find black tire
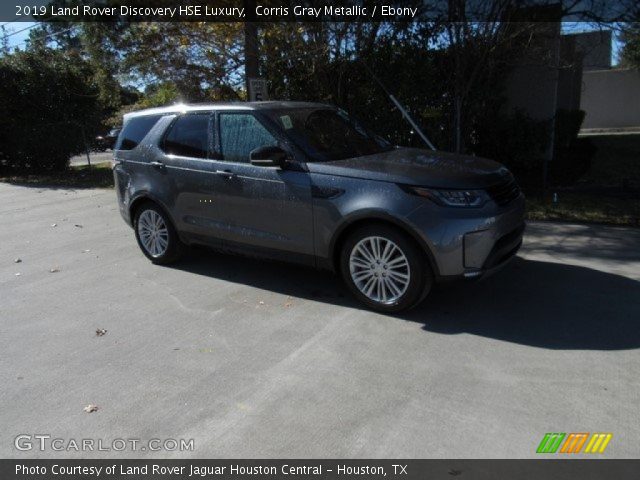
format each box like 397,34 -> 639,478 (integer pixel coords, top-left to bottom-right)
339,224 -> 433,313
133,202 -> 183,265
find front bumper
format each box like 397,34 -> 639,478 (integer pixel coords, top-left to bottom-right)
406,194 -> 526,280
462,222 -> 524,279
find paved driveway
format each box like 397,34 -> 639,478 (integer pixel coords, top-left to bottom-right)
1,183 -> 639,458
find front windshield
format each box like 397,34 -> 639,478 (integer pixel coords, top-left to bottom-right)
265,108 -> 392,162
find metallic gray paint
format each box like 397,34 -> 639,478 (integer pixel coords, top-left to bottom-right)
114,102 -> 525,280
306,147 -> 511,189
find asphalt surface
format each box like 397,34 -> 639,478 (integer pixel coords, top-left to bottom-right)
1,183 -> 639,459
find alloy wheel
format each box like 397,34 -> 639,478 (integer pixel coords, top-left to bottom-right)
137,209 -> 169,258
349,236 -> 411,305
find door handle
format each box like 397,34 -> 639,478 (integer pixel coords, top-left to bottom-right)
215,169 -> 237,179
149,161 -> 165,170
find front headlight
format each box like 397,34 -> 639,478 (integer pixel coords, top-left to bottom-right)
400,185 -> 490,208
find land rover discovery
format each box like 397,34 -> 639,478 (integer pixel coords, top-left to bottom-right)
113,102 -> 525,312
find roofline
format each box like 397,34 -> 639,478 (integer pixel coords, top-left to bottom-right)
122,101 -> 335,120
123,103 -> 252,120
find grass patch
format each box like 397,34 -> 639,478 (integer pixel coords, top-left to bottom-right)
0,161 -> 114,189
529,133 -> 640,226
526,193 -> 640,227
578,134 -> 640,188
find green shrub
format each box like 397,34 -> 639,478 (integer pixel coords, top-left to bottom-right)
550,109 -> 596,186
0,49 -> 101,173
470,109 -> 550,189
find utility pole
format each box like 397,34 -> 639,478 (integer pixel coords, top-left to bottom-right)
244,0 -> 259,99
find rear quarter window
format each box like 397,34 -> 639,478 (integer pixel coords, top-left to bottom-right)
116,115 -> 163,150
161,113 -> 210,158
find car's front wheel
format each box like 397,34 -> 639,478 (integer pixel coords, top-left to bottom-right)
133,202 -> 182,264
340,225 -> 432,313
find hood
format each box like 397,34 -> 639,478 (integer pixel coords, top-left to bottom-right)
305,147 -> 510,189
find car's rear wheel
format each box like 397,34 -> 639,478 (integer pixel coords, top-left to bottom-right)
134,202 -> 182,264
340,225 -> 432,313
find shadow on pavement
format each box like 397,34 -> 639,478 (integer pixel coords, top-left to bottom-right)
171,250 -> 640,351
408,258 -> 640,350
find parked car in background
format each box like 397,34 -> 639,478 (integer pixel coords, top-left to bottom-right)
95,127 -> 121,151
113,102 -> 525,312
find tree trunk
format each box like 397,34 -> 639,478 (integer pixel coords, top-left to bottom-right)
448,0 -> 465,153
454,93 -> 463,153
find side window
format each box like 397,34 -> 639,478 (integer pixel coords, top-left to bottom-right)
219,113 -> 277,163
116,115 -> 162,150
162,114 -> 210,159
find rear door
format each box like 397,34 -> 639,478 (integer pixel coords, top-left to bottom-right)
156,112 -> 225,247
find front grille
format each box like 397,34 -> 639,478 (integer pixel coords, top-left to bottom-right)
486,177 -> 521,206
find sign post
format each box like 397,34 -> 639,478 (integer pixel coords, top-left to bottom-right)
248,78 -> 268,101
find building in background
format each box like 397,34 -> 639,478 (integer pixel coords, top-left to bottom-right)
563,29 -> 640,132
504,20 -> 640,135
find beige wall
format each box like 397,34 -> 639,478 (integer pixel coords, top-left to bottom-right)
581,69 -> 640,129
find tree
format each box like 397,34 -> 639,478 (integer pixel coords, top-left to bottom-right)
0,26 -> 9,56
259,20 -> 445,146
36,20 -> 246,101
620,23 -> 640,68
0,48 -> 102,172
26,22 -> 135,117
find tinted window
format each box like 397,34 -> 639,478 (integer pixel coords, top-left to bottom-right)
116,115 -> 162,150
264,108 -> 391,161
219,113 -> 277,163
162,114 -> 210,158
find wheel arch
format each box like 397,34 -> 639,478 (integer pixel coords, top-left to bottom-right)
329,213 -> 440,278
129,193 -> 177,229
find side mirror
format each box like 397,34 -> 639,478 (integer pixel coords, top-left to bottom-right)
250,145 -> 289,168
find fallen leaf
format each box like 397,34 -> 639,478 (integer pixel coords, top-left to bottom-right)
14,258 -> 22,263
258,301 -> 265,305
49,268 -> 60,273
95,328 -> 107,337
51,223 -> 57,227
15,272 -> 21,276
83,404 -> 99,413
284,297 -> 293,308
74,224 -> 83,228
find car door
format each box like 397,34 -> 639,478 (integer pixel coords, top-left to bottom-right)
155,111 -> 227,248
206,110 -> 314,263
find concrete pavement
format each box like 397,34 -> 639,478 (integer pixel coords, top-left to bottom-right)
1,183 -> 639,458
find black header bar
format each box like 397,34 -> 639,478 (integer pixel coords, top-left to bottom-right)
1,1 -> 636,23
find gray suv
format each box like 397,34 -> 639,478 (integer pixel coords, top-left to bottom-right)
113,102 -> 524,312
